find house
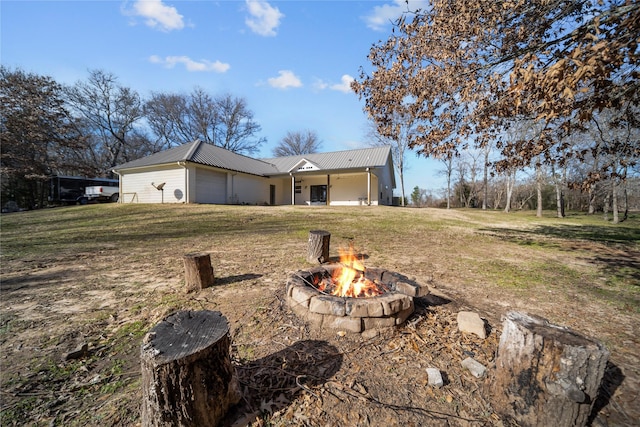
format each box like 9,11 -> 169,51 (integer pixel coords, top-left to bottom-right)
112,140 -> 396,206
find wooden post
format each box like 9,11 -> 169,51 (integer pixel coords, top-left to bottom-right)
141,310 -> 241,427
307,230 -> 330,264
490,311 -> 609,427
184,253 -> 214,292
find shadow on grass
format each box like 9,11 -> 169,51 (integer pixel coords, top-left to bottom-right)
216,273 -> 263,286
481,223 -> 640,247
480,223 -> 640,291
224,339 -> 342,426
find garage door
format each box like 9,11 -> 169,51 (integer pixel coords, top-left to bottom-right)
195,169 -> 226,204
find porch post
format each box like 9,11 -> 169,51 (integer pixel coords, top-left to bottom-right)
290,174 -> 295,205
366,168 -> 371,206
327,174 -> 331,206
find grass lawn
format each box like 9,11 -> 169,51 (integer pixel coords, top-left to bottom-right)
1,204 -> 638,426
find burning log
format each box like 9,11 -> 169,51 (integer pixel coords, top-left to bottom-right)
307,230 -> 331,264
490,311 -> 609,427
183,252 -> 215,292
140,310 -> 240,427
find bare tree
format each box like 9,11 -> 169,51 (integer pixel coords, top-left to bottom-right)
144,89 -> 213,149
65,69 -> 145,171
364,118 -> 414,207
145,90 -> 265,155
504,168 -> 516,213
535,162 -> 545,217
481,144 -> 491,210
272,130 -> 322,157
437,154 -> 454,209
213,94 -> 265,155
589,105 -> 640,223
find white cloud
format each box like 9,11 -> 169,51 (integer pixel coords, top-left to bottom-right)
363,0 -> 428,31
267,70 -> 302,89
312,75 -> 355,93
245,0 -> 284,37
312,78 -> 329,91
149,55 -> 230,73
131,0 -> 185,32
330,74 -> 355,93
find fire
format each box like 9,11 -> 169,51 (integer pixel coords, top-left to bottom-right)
329,244 -> 384,298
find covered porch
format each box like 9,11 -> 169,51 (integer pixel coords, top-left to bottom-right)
285,169 -> 385,206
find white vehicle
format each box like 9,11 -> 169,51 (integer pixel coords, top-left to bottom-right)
81,185 -> 119,204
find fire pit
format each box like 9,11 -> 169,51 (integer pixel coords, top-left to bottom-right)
286,246 -> 429,334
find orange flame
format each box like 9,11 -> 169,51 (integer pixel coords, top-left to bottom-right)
331,244 -> 382,298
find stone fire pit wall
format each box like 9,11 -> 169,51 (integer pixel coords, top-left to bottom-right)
286,266 -> 429,334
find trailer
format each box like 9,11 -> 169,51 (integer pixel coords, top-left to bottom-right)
48,176 -> 119,205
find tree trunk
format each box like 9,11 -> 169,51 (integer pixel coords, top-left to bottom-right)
307,230 -> 331,264
141,310 -> 241,427
490,311 -> 609,427
482,147 -> 489,210
184,253 -> 215,293
612,179 -> 619,224
536,164 -> 543,218
504,172 -> 514,213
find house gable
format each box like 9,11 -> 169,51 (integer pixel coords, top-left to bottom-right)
289,159 -> 321,173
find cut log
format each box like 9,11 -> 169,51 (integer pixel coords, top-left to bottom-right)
307,230 -> 331,264
490,311 -> 609,427
140,310 -> 241,427
183,253 -> 214,292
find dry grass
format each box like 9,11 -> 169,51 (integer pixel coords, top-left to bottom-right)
1,204 -> 638,426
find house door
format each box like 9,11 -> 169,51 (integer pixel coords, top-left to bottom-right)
269,185 -> 276,205
310,185 -> 327,204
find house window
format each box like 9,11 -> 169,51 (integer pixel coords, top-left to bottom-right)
310,185 -> 327,203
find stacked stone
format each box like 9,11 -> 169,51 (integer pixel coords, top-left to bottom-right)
286,266 -> 429,334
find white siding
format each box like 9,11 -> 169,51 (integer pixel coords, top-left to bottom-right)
195,168 -> 226,204
329,174 -> 375,206
231,174 -> 271,205
120,166 -> 186,203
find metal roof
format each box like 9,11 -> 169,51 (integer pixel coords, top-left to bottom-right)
261,145 -> 392,174
113,141 -> 393,177
113,140 -> 279,176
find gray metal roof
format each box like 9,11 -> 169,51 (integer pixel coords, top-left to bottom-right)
114,140 -> 392,177
261,145 -> 392,174
113,140 -> 279,176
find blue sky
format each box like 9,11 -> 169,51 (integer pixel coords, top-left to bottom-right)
1,0 -> 445,195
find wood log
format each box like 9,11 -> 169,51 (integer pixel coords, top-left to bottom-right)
490,311 -> 609,427
140,310 -> 241,427
183,253 -> 214,292
307,230 -> 331,264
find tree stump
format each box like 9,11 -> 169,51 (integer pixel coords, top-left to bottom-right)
490,311 -> 609,426
140,310 -> 241,427
307,230 -> 330,264
184,253 -> 214,292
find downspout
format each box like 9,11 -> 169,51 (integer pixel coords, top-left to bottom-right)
178,161 -> 188,203
327,174 -> 330,206
366,168 -> 371,206
290,173 -> 295,205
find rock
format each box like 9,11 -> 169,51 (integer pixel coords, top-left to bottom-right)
457,311 -> 487,339
461,357 -> 487,378
64,343 -> 89,361
426,367 -> 444,388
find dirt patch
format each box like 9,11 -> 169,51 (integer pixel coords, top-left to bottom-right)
0,206 -> 638,426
